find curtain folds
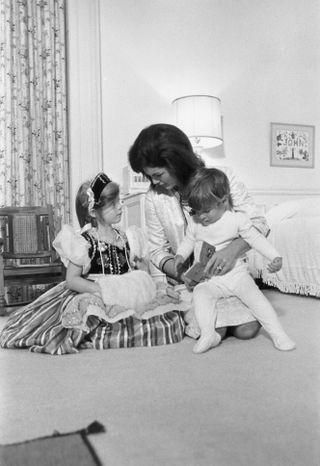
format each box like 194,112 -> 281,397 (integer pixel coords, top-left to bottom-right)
0,0 -> 70,226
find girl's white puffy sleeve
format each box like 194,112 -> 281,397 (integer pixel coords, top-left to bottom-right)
52,225 -> 91,274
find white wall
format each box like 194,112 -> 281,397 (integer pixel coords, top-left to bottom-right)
99,0 -> 320,190
67,0 -> 320,212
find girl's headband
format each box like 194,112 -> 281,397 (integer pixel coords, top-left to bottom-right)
87,172 -> 112,210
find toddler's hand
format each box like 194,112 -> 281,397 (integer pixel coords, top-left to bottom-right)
174,255 -> 185,276
267,257 -> 282,273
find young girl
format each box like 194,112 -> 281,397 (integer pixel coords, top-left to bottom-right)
60,172 -> 130,295
0,172 -> 184,354
174,167 -> 296,354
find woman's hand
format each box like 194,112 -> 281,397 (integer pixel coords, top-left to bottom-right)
174,254 -> 185,276
203,238 -> 250,277
267,257 -> 282,273
161,256 -> 187,283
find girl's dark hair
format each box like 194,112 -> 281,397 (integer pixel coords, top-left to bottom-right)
128,123 -> 204,188
187,167 -> 233,212
75,180 -> 120,228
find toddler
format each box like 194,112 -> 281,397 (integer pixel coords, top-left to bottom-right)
174,168 -> 296,354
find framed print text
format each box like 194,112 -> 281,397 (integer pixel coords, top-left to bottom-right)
270,123 -> 315,168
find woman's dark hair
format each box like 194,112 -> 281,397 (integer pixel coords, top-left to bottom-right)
75,180 -> 120,228
187,167 -> 233,212
128,123 -> 204,188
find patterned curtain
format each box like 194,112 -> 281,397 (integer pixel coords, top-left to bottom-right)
0,0 -> 70,227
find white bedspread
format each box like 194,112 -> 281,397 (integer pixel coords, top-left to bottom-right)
249,198 -> 320,297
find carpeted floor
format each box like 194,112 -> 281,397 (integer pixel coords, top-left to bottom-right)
0,289 -> 319,466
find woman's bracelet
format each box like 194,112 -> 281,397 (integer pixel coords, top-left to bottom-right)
161,256 -> 174,273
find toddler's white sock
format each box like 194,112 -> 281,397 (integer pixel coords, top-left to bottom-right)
193,331 -> 221,354
271,333 -> 296,351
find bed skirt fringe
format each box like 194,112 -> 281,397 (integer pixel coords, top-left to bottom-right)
261,272 -> 320,298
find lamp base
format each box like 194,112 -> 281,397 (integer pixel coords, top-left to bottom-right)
192,145 -> 204,156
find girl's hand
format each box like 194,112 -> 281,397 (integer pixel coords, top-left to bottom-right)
132,257 -> 149,272
267,257 -> 282,273
108,304 -> 127,318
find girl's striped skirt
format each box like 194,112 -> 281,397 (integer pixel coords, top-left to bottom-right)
0,282 -> 185,355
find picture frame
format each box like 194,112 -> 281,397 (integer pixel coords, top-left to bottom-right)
270,123 -> 315,168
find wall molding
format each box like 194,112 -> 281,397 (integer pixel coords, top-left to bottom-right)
249,189 -> 320,212
66,0 -> 103,225
249,189 -> 320,197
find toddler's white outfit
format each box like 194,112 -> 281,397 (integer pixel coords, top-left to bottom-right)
176,210 -> 295,353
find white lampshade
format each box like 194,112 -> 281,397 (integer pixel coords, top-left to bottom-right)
172,95 -> 223,150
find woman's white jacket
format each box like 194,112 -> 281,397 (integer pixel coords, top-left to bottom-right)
145,166 -> 268,270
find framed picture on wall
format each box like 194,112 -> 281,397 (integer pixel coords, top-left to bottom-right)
270,123 -> 315,168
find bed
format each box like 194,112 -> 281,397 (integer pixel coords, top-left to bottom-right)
249,197 -> 320,297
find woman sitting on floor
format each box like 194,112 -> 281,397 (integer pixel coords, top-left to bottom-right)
128,123 -> 270,340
